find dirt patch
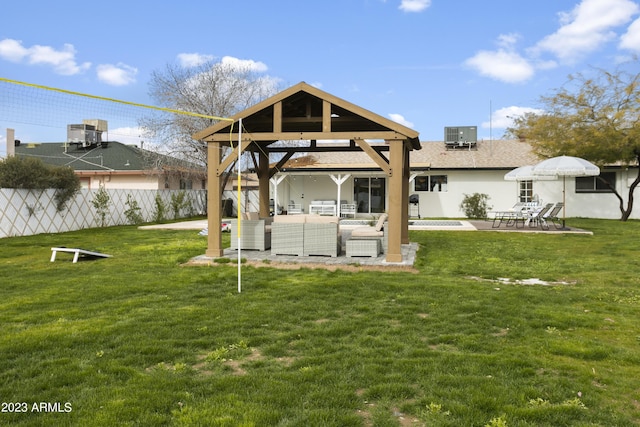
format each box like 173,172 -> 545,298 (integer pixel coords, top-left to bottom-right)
222,348 -> 263,376
492,328 -> 510,337
467,276 -> 575,286
185,258 -> 419,273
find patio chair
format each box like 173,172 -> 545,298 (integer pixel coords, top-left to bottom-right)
349,213 -> 388,253
229,213 -> 272,251
544,202 -> 564,229
491,202 -> 527,228
527,203 -> 554,230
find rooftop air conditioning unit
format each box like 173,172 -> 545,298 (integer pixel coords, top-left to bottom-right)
444,126 -> 477,150
67,124 -> 102,148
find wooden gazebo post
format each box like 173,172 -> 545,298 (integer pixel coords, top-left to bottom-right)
257,147 -> 270,218
386,139 -> 405,263
206,141 -> 223,257
402,143 -> 410,245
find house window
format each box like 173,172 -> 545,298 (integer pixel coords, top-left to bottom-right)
519,180 -> 533,202
414,175 -> 448,192
414,176 -> 428,191
575,172 -> 615,193
354,177 -> 386,213
179,179 -> 193,190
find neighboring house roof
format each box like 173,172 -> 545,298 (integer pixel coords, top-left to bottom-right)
14,141 -> 203,174
277,139 -> 541,172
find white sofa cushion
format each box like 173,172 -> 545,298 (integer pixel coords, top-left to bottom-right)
351,227 -> 383,237
307,215 -> 339,224
375,213 -> 388,231
274,214 -> 307,223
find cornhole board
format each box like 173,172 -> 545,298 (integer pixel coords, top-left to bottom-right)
50,247 -> 112,263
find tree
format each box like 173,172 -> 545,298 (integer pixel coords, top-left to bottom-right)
140,60 -> 280,176
507,62 -> 640,221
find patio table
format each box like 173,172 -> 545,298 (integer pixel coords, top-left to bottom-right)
491,210 -> 528,228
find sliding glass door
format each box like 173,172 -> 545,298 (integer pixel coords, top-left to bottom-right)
354,177 -> 386,214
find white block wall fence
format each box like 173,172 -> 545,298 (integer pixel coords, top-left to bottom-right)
0,188 -> 207,238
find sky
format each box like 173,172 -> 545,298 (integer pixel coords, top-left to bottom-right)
1,0 -> 639,157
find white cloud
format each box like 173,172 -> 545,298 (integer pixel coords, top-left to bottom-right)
0,38 -> 29,62
177,52 -> 214,67
0,38 -> 90,75
96,63 -> 138,86
465,49 -> 535,83
620,17 -> 640,52
220,56 -> 268,72
399,0 -> 431,12
481,106 -> 545,129
496,33 -> 520,48
533,0 -> 640,63
465,33 -> 535,83
388,113 -> 414,128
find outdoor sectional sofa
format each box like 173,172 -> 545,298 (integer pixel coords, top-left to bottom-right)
271,214 -> 341,257
229,212 -> 272,251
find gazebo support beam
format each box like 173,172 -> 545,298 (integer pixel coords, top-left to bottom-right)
402,145 -> 410,244
217,138 -> 253,176
353,138 -> 391,175
206,142 -> 223,257
258,148 -> 270,218
386,139 -> 404,263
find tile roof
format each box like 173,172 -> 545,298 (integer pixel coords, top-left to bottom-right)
279,139 -> 541,171
14,141 -> 201,173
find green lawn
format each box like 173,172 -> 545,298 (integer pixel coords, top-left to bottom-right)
1,219 -> 639,426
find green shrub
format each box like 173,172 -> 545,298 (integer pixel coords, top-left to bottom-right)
153,194 -> 166,222
0,156 -> 80,212
460,193 -> 492,219
170,191 -> 188,219
91,185 -> 111,227
50,165 -> 81,211
124,194 -> 144,225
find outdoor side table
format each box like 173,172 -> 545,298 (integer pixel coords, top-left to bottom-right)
346,239 -> 381,257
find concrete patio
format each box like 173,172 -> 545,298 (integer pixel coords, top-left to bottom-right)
141,218 -> 591,270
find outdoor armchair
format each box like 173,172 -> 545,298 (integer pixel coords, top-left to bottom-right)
350,213 -> 388,252
229,213 -> 272,251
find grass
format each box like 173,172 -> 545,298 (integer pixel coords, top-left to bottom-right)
1,218 -> 639,426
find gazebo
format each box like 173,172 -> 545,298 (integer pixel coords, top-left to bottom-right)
193,82 -> 420,263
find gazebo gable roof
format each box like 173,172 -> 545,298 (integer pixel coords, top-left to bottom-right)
193,82 -> 419,148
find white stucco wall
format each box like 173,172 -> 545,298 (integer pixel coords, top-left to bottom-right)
78,173 -> 205,191
411,168 -> 639,219
271,168 -> 640,220
79,174 -> 161,190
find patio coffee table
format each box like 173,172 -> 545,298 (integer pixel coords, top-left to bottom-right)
346,239 -> 381,257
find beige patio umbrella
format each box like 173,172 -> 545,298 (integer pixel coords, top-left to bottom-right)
504,165 -> 556,182
504,165 -> 557,206
532,156 -> 600,229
